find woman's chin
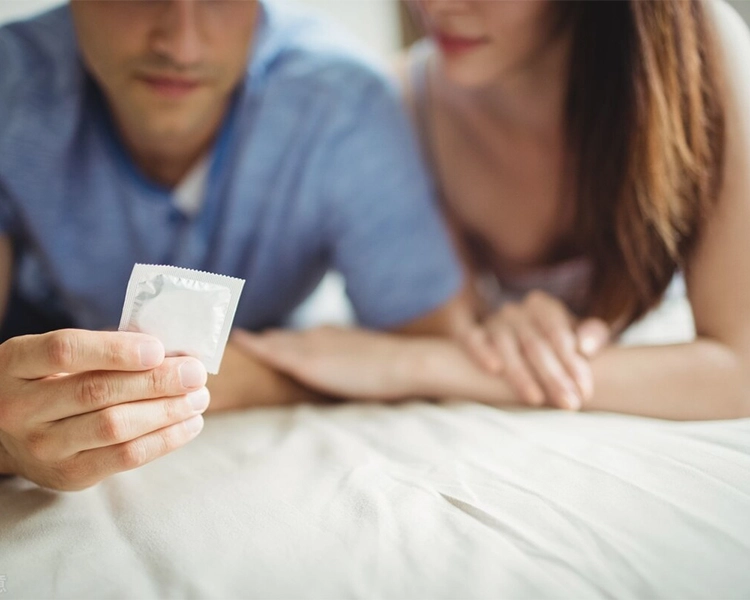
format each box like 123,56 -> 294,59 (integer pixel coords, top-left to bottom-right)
437,57 -> 500,90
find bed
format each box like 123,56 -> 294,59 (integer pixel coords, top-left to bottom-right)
2,291 -> 750,599
3,0 -> 750,593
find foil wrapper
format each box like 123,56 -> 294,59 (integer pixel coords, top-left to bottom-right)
119,264 -> 245,374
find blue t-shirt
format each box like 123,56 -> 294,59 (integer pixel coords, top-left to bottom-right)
0,1 -> 462,335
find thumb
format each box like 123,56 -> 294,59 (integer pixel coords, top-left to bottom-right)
576,318 -> 611,357
460,325 -> 503,374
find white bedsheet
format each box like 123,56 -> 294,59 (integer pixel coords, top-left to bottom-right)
2,402 -> 750,599
2,297 -> 750,599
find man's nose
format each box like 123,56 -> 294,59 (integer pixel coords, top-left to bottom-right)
151,0 -> 203,68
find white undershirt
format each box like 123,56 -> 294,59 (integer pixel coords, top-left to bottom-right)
172,155 -> 210,217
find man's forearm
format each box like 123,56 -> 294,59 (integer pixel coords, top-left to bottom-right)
206,340 -> 325,412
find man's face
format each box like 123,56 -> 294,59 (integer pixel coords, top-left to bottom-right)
70,0 -> 259,151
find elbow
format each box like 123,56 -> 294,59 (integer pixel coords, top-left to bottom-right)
739,375 -> 750,419
726,348 -> 750,419
729,342 -> 750,418
694,337 -> 750,419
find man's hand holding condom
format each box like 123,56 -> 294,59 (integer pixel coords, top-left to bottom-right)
0,265 -> 244,490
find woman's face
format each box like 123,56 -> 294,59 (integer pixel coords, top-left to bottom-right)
414,0 -> 561,88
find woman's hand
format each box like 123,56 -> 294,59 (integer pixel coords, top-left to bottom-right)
462,291 -> 610,410
231,326 -> 417,401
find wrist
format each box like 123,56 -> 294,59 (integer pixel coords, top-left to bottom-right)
396,338 -> 449,398
397,337 -> 517,405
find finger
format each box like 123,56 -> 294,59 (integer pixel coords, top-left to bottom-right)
1,329 -> 165,380
58,416 -> 205,491
36,356 -> 208,422
490,322 -> 545,406
525,292 -> 578,355
526,293 -> 593,401
532,317 -> 593,401
515,323 -> 582,411
577,318 -> 611,357
567,354 -> 595,402
41,388 -> 211,459
460,326 -> 503,374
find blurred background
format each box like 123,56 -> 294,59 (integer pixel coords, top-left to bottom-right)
2,0 -> 749,56
0,0 -> 403,52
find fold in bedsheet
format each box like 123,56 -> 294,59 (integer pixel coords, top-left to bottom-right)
1,402 -> 749,599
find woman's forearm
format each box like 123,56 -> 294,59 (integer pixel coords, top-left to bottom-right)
402,338 -> 517,405
588,338 -> 750,420
402,337 -> 750,420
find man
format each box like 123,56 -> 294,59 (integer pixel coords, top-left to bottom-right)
0,0 -> 471,490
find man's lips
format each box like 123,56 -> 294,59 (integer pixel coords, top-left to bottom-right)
138,75 -> 202,98
434,32 -> 490,55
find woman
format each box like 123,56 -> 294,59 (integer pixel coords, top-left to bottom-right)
235,0 -> 750,420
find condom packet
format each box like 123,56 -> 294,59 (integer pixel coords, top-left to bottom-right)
119,264 -> 245,374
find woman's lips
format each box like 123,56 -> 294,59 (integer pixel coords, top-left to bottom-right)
139,75 -> 201,99
434,32 -> 489,55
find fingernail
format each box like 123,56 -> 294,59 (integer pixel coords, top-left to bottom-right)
187,388 -> 210,412
565,393 -> 582,410
580,336 -> 598,356
528,389 -> 545,406
179,360 -> 207,389
139,340 -> 164,367
185,415 -> 204,434
578,376 -> 593,401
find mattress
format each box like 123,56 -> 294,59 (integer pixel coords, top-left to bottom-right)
2,403 -> 750,598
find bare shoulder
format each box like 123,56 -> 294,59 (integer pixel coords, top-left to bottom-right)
684,1 -> 750,338
709,1 -> 750,196
707,0 -> 750,90
704,0 -> 750,189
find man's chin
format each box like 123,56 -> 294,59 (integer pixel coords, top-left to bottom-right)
115,96 -> 226,158
138,119 -> 206,150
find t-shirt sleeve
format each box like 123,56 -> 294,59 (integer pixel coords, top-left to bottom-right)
322,73 -> 464,329
0,33 -> 19,236
0,181 -> 16,235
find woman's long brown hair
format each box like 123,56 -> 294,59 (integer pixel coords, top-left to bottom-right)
565,0 -> 725,326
